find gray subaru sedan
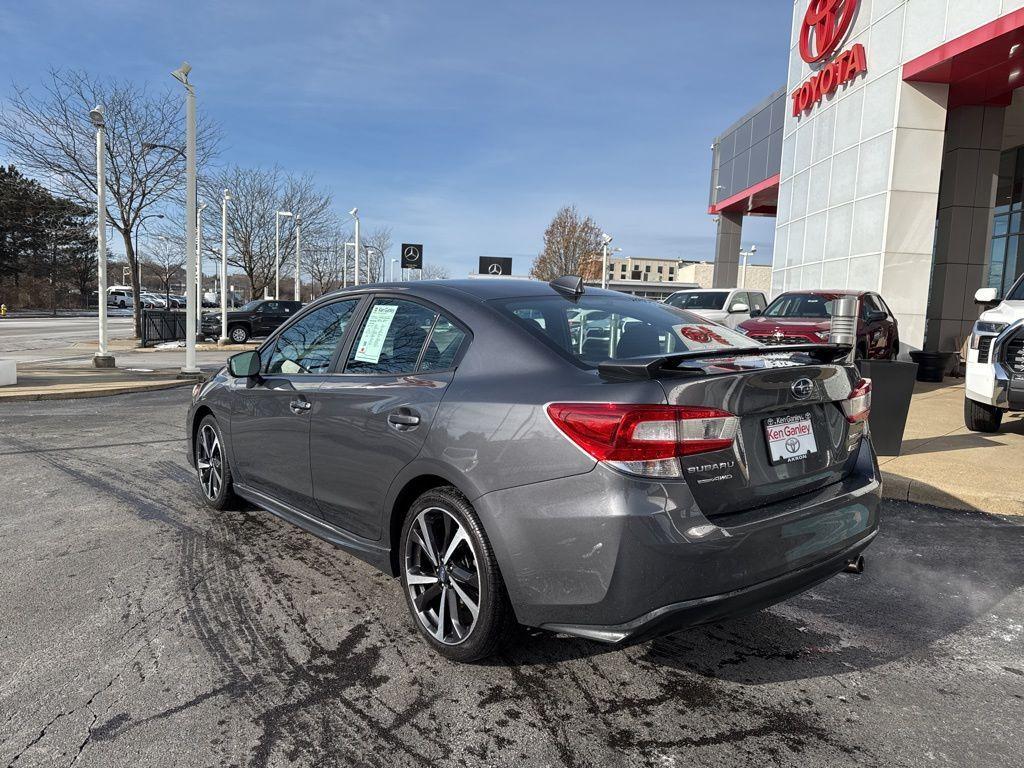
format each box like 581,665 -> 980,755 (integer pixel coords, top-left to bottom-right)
187,277 -> 880,662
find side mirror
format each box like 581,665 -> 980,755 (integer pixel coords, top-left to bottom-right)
975,287 -> 999,305
749,308 -> 763,317
227,349 -> 261,378
729,302 -> 750,314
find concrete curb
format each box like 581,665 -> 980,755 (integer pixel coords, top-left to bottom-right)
881,470 -> 1024,517
0,379 -> 193,402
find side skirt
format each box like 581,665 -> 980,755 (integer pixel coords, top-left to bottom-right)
233,483 -> 394,574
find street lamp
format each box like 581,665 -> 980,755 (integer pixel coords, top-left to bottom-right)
349,208 -> 360,286
294,214 -> 302,301
600,232 -> 613,290
171,61 -> 200,376
275,210 -> 293,300
219,189 -> 231,344
90,104 -> 114,368
739,244 -> 757,288
197,201 -> 207,329
363,245 -> 384,283
391,258 -> 399,282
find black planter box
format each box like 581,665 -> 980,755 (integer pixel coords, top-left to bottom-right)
908,350 -> 953,382
856,359 -> 919,456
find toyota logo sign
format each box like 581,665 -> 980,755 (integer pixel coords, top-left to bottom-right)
800,0 -> 858,64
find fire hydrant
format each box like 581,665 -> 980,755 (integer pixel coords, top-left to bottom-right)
0,304 -> 6,318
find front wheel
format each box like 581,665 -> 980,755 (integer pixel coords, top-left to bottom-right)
964,397 -> 1003,433
400,487 -> 516,662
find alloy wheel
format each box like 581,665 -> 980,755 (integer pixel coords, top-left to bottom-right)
404,506 -> 481,645
196,424 -> 223,500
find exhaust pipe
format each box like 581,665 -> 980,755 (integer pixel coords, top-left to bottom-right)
843,555 -> 865,574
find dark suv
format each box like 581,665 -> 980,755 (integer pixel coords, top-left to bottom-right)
201,299 -> 303,343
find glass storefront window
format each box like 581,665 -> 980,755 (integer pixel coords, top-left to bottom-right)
988,146 -> 1024,296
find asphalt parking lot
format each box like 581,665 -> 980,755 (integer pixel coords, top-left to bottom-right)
1,388 -> 1022,767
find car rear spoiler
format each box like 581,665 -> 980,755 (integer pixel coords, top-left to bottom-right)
597,343 -> 854,380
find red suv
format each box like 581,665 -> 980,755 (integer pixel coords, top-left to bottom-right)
738,290 -> 900,360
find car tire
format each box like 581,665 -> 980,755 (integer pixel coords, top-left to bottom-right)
964,397 -> 1003,433
228,324 -> 249,344
399,486 -> 516,662
194,415 -> 239,510
118,300 -> 126,309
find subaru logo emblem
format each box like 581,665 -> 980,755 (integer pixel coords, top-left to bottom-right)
791,378 -> 814,400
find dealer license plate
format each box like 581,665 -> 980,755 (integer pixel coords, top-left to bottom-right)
764,414 -> 818,464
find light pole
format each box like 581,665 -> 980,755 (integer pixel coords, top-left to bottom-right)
349,208 -> 360,286
391,258 -> 398,282
275,210 -> 293,300
172,61 -> 200,376
197,201 -> 207,329
90,105 -> 114,368
739,244 -> 757,288
219,189 -> 231,344
294,214 -> 302,301
600,233 -> 613,290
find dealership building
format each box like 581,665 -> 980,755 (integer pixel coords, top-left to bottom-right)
709,0 -> 1024,354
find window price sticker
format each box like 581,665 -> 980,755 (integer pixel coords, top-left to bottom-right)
354,304 -> 398,364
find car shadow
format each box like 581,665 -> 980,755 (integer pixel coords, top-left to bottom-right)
489,502 -> 1024,683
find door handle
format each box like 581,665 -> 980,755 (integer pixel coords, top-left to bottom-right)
387,409 -> 421,430
289,399 -> 312,414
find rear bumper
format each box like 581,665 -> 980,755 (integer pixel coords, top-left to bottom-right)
473,437 -> 881,639
543,530 -> 875,643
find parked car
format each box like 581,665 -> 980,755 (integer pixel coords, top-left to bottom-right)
187,278 -> 880,661
140,292 -> 167,308
738,290 -> 899,360
107,288 -> 133,309
964,276 -> 1024,432
201,299 -> 303,343
664,288 -> 767,328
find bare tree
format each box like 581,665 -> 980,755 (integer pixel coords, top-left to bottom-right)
198,166 -> 333,300
142,233 -> 186,303
361,225 -> 392,284
530,205 -> 603,282
420,264 -> 451,280
0,69 -> 220,335
305,231 -> 345,297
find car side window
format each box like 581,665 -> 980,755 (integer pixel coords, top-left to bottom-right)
728,292 -> 749,311
345,298 -> 438,375
420,315 -> 468,372
265,299 -> 359,375
749,292 -> 767,311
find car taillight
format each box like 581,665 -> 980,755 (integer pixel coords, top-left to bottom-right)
841,378 -> 872,423
546,403 -> 738,478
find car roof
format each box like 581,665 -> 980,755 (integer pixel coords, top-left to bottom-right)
779,289 -> 867,298
320,278 -> 628,304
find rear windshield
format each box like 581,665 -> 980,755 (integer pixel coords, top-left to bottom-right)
665,291 -> 728,310
764,293 -> 840,318
492,295 -> 759,367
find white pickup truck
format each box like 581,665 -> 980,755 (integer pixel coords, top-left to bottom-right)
964,276 -> 1024,432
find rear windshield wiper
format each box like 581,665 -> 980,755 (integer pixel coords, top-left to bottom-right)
597,343 -> 853,380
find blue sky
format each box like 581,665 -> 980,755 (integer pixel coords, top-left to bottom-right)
0,0 -> 790,276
